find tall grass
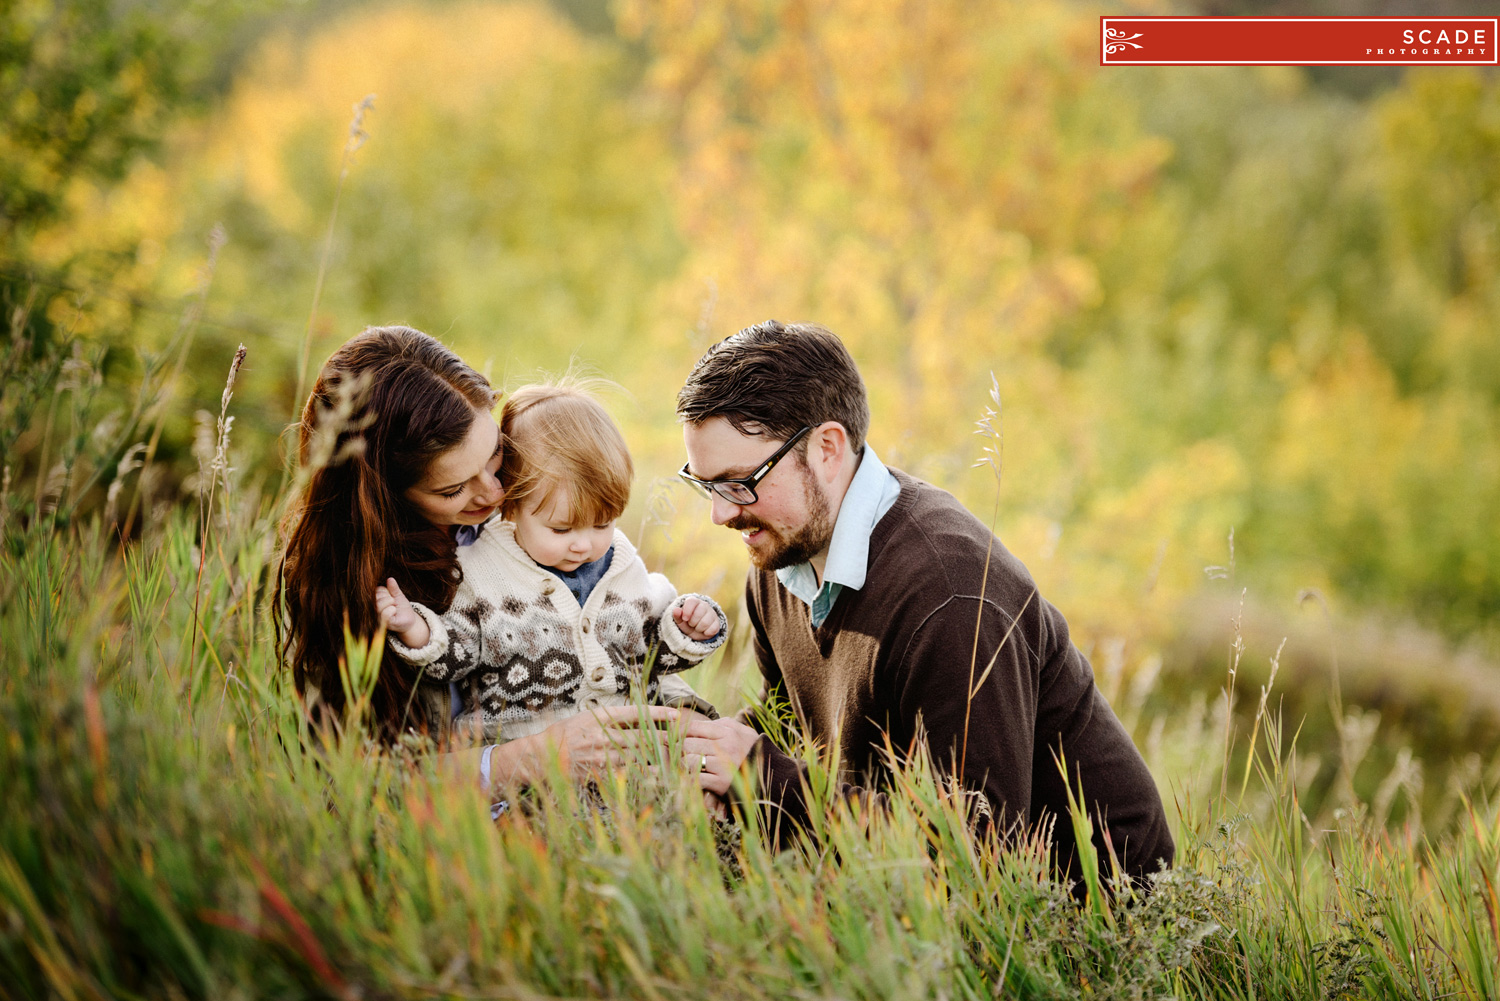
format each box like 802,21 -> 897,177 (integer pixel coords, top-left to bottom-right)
1,317 -> 1498,1000
2,99 -> 1496,990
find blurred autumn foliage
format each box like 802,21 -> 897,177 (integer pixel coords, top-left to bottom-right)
6,0 -> 1500,721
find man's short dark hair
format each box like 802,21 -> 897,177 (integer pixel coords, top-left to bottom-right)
676,320 -> 870,453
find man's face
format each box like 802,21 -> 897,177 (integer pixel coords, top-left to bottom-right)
682,417 -> 835,570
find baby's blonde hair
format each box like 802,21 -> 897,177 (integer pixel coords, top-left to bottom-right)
499,380 -> 633,525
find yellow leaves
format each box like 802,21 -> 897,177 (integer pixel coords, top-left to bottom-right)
206,1 -> 595,232
627,0 -> 1166,441
1271,332 -> 1420,530
10,86 -> 40,127
1265,330 -> 1500,617
1059,439 -> 1250,641
70,87 -> 100,132
1088,439 -> 1249,564
1377,69 -> 1488,161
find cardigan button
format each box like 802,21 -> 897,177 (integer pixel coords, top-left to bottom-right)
591,669 -> 606,683
542,582 -> 556,596
581,619 -> 590,633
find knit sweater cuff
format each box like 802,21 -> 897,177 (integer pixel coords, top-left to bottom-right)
653,674 -> 721,718
386,602 -> 448,666
658,594 -> 729,662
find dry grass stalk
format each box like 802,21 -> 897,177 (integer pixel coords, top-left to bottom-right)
960,372 -> 1004,778
300,369 -> 375,479
103,444 -> 148,525
0,465 -> 10,536
187,344 -> 246,694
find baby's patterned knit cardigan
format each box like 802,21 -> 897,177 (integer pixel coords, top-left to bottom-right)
390,519 -> 726,742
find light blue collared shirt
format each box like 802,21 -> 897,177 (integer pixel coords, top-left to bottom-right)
776,447 -> 902,627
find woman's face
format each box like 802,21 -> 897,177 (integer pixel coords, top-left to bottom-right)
403,414 -> 504,527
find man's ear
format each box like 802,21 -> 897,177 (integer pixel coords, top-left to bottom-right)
808,422 -> 850,481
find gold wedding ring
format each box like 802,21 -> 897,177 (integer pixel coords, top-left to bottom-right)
700,753 -> 709,772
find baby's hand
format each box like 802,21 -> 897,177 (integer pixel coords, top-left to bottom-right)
674,596 -> 721,642
376,577 -> 430,648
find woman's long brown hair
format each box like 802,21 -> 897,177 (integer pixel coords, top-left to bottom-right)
275,326 -> 497,741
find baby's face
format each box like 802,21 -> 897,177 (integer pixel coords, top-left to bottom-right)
513,485 -> 615,572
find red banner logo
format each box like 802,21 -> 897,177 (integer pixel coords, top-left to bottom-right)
1100,17 -> 1498,66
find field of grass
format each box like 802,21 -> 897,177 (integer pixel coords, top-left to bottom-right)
2,330 -> 1498,1001
6,1 -> 1500,995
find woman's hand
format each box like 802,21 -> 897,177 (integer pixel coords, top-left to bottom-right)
673,596 -> 721,642
544,705 -> 679,782
376,577 -> 429,648
681,717 -> 761,797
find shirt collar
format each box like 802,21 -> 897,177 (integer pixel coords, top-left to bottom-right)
776,446 -> 897,601
454,520 -> 486,547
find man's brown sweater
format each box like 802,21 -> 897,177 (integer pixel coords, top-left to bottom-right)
746,469 -> 1174,883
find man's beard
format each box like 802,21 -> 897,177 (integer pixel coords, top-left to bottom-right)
726,460 -> 834,571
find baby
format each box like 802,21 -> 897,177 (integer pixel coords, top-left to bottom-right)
377,382 -> 725,743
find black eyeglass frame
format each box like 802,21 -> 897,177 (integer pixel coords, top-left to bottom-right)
678,425 -> 814,505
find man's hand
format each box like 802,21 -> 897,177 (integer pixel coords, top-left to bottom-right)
375,577 -> 430,649
673,596 -> 721,642
681,716 -> 760,797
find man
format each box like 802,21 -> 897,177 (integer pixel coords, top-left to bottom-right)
676,320 -> 1174,884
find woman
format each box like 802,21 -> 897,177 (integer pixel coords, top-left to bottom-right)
275,325 -> 679,787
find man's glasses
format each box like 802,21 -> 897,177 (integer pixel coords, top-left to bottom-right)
678,426 -> 813,505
